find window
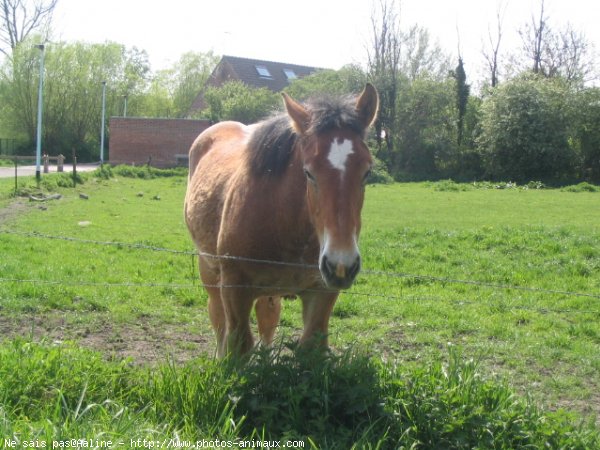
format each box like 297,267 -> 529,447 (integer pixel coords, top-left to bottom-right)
283,69 -> 297,80
255,65 -> 272,78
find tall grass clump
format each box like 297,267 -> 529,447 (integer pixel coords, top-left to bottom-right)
0,339 -> 598,448
143,357 -> 241,438
228,344 -> 387,445
380,350 -> 599,448
0,338 -> 137,421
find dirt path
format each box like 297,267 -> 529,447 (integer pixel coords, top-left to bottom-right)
0,198 -> 28,224
0,313 -> 214,364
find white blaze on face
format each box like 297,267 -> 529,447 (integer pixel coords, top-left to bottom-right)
327,139 -> 354,173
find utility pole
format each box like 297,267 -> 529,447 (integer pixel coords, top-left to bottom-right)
35,44 -> 45,181
100,81 -> 106,165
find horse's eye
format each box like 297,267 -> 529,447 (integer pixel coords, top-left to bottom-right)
363,169 -> 372,184
304,168 -> 316,183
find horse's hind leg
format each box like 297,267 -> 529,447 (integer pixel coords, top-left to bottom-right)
206,286 -> 227,357
255,296 -> 281,346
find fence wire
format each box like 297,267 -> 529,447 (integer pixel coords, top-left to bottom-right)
1,228 -> 599,309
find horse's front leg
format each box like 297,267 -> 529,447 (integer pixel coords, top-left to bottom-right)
299,291 -> 339,348
220,285 -> 255,356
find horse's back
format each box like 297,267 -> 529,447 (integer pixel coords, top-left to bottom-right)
188,121 -> 249,179
185,121 -> 250,253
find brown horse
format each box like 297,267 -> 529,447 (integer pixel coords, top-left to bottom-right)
184,84 -> 379,356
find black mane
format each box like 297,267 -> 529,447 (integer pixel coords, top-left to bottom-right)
248,95 -> 366,177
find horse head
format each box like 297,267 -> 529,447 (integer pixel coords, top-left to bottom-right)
282,84 -> 379,289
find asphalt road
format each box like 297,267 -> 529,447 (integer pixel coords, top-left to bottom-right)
0,163 -> 100,179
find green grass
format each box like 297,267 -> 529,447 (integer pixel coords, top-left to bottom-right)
0,171 -> 599,447
0,339 -> 597,448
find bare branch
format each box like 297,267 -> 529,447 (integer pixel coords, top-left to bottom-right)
0,0 -> 57,56
482,0 -> 507,87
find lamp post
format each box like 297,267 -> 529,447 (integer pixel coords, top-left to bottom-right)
123,94 -> 128,117
35,44 -> 45,181
100,81 -> 106,165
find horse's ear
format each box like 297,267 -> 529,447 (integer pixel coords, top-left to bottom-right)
355,83 -> 379,129
282,92 -> 310,134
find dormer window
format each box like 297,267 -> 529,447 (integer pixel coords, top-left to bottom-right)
255,65 -> 272,78
284,69 -> 297,80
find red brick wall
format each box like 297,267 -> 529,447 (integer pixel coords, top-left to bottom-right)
109,117 -> 211,168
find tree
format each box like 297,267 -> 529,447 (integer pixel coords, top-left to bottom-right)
367,0 -> 402,157
0,39 -> 150,160
401,24 -> 450,81
451,57 -> 470,148
571,87 -> 600,182
201,81 -> 279,124
135,69 -> 174,118
524,0 -> 547,75
168,51 -> 217,117
0,40 -> 37,141
284,65 -> 367,100
394,76 -> 457,179
477,74 -> 575,183
482,0 -> 507,87
514,0 -> 596,85
0,0 -> 57,56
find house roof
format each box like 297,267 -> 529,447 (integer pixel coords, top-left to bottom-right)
189,55 -> 323,114
216,55 -> 322,92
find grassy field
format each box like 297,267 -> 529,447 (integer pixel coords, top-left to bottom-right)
0,169 -> 599,448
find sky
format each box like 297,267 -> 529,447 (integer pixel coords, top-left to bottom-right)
51,0 -> 599,84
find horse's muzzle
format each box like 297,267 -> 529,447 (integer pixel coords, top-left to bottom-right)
320,254 -> 361,289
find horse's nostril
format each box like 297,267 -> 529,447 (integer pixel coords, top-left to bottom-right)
348,257 -> 361,280
320,254 -> 361,283
320,255 -> 335,278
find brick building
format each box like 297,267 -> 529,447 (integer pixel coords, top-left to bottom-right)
109,117 -> 210,168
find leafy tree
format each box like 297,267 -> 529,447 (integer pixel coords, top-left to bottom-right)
134,69 -> 174,118
152,51 -> 218,118
0,39 -> 150,160
201,81 -> 279,124
571,87 -> 600,182
400,24 -> 450,81
284,65 -> 367,100
394,76 -> 457,180
477,74 -> 576,183
451,57 -> 470,148
0,40 -> 39,143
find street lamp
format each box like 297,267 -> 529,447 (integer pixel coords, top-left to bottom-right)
35,44 -> 45,181
100,81 -> 106,165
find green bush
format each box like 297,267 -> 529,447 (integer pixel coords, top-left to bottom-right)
562,182 -> 600,192
110,165 -> 187,179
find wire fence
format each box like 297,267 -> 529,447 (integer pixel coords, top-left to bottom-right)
0,228 -> 599,316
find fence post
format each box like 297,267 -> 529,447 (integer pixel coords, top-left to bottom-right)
14,156 -> 18,196
57,154 -> 64,172
72,148 -> 77,188
43,154 -> 49,173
